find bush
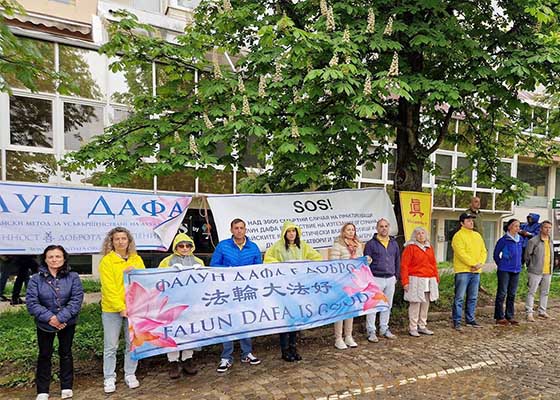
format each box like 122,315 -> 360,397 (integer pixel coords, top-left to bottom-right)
3,278 -> 100,298
81,279 -> 101,293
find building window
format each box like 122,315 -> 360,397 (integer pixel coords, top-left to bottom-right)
50,0 -> 76,5
362,160 -> 382,180
176,0 -> 200,7
435,154 -> 452,184
64,103 -> 104,151
555,167 -> 560,200
10,96 -> 53,148
133,0 -> 161,13
59,45 -> 106,100
456,156 -> 472,187
518,162 -> 549,207
4,38 -> 55,92
387,148 -> 397,181
6,151 -> 57,183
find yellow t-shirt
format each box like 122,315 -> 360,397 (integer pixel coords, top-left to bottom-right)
379,237 -> 389,249
543,239 -> 551,275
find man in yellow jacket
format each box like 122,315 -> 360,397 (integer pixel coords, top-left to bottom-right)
451,213 -> 487,331
158,233 -> 204,378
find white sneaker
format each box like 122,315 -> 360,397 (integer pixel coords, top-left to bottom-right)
382,330 -> 397,340
61,389 -> 73,399
418,327 -> 434,335
409,329 -> 420,337
367,333 -> 379,343
334,338 -> 348,349
36,394 -> 49,400
103,378 -> 116,394
124,374 -> 140,389
344,336 -> 358,348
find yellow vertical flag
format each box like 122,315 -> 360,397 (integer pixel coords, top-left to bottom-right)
399,191 -> 432,240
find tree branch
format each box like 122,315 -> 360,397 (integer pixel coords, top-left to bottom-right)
426,106 -> 455,155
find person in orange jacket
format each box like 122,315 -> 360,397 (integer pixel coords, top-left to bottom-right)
401,226 -> 440,337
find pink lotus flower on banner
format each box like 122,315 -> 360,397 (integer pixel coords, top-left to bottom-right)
343,265 -> 388,311
126,281 -> 188,351
137,197 -> 191,228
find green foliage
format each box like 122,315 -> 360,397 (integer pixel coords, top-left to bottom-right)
62,1 -> 560,202
81,279 -> 101,293
3,279 -> 101,297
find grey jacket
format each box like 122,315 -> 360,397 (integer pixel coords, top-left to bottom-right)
524,234 -> 554,275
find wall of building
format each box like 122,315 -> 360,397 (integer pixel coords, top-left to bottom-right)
17,0 -> 97,24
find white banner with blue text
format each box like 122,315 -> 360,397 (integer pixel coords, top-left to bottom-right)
125,257 -> 388,360
207,188 -> 397,251
0,182 -> 191,254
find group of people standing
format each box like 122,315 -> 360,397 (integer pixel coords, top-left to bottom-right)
22,200 -> 555,399
452,197 -> 553,331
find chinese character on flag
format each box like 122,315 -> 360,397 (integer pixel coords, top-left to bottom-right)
409,198 -> 424,217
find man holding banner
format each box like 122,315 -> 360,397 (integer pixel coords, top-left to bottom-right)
364,219 -> 400,343
210,218 -> 262,373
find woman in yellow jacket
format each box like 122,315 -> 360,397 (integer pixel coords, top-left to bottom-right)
158,233 -> 204,379
99,227 -> 145,394
264,221 -> 322,362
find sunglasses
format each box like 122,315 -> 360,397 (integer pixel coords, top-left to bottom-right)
176,243 -> 193,249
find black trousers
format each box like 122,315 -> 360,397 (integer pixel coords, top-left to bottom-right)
36,324 -> 75,394
279,331 -> 297,350
12,264 -> 30,300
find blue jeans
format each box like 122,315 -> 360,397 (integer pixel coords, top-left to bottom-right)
494,270 -> 520,320
452,273 -> 480,325
365,276 -> 396,335
102,312 -> 137,380
221,338 -> 252,362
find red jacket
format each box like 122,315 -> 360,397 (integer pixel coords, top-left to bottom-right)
400,243 -> 439,286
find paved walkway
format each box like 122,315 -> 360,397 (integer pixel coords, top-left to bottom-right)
3,302 -> 560,399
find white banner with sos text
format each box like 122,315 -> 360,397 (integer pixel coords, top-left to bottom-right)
207,188 -> 397,251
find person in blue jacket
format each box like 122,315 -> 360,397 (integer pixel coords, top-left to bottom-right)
520,213 -> 541,259
26,245 -> 84,400
210,218 -> 262,373
493,219 -> 523,326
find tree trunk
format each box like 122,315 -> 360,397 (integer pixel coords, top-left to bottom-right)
393,100 -> 426,245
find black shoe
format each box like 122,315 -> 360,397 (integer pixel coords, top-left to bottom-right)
289,346 -> 302,361
10,298 -> 24,305
182,358 -> 198,375
168,361 -> 181,379
281,348 -> 295,362
0,295 -> 9,302
466,321 -> 483,328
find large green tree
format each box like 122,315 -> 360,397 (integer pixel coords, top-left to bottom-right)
64,0 -> 560,234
